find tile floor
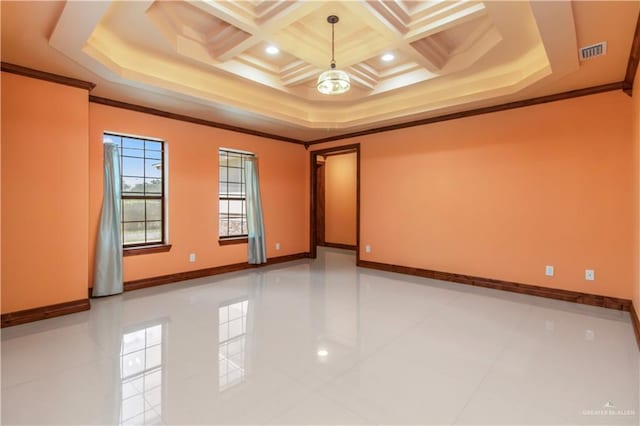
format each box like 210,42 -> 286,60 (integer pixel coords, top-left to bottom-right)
1,247 -> 638,425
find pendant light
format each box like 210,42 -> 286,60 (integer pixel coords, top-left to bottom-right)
317,15 -> 351,95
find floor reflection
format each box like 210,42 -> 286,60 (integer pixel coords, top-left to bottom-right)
2,248 -> 637,425
218,299 -> 249,391
120,322 -> 166,425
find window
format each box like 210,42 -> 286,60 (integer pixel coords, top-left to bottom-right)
103,133 -> 165,247
218,149 -> 254,239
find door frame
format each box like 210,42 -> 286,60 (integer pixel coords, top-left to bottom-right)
309,143 -> 361,262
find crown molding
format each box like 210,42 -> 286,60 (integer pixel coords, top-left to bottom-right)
89,96 -> 303,145
1,62 -> 96,91
305,82 -> 625,145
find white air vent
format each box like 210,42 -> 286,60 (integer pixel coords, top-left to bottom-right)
579,42 -> 607,61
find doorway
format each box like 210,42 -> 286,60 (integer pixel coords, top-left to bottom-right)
310,144 -> 360,261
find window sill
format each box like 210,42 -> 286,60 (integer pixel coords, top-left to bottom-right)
218,237 -> 248,246
123,244 -> 172,257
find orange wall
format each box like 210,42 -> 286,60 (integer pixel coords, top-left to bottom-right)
324,153 -> 357,246
312,91 -> 634,299
633,69 -> 640,311
1,73 -> 89,313
89,104 -> 308,283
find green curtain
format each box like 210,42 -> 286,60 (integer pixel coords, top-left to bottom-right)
244,156 -> 267,264
93,143 -> 123,296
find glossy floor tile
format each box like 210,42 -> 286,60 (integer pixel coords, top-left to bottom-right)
2,248 -> 638,425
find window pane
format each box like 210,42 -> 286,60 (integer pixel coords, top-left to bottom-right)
123,222 -> 145,245
146,199 -> 161,221
123,177 -> 144,194
145,178 -> 162,194
228,167 -> 241,183
122,157 -> 144,177
145,140 -> 162,151
229,219 -> 243,236
146,150 -> 162,160
110,134 -> 165,247
122,148 -> 143,158
123,137 -> 144,149
146,221 -> 162,243
219,220 -> 229,237
123,199 -> 145,222
228,183 -> 242,196
219,199 -> 229,214
229,200 -> 243,215
145,159 -> 162,178
219,150 -> 253,238
227,155 -> 242,168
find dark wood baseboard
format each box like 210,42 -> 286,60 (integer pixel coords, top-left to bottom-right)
1,299 -> 90,328
631,303 -> 640,351
320,242 -> 357,251
123,252 -> 310,292
357,260 -> 632,311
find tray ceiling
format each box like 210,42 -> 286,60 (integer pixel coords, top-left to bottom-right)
2,1 -> 639,141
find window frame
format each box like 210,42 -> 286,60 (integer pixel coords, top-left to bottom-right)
218,148 -> 255,243
103,132 -> 170,253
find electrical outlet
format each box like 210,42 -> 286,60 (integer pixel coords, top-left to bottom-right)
545,265 -> 554,277
189,253 -> 196,263
275,242 -> 281,250
365,244 -> 371,253
585,269 -> 595,281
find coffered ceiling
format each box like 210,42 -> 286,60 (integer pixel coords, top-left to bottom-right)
1,1 -> 639,142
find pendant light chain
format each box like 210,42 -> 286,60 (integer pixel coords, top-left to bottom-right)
316,15 -> 350,95
331,21 -> 336,69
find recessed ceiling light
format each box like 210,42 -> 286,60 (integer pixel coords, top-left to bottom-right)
317,349 -> 329,357
266,45 -> 279,55
381,53 -> 395,62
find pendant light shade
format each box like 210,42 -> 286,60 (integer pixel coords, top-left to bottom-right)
317,15 -> 350,95
317,69 -> 350,95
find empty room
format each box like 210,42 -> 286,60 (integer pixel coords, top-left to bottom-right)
1,0 -> 640,425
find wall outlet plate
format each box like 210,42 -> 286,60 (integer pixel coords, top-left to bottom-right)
189,253 -> 196,262
545,265 -> 554,277
365,245 -> 371,253
585,269 -> 595,281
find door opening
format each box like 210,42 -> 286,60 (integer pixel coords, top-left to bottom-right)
309,144 -> 360,262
